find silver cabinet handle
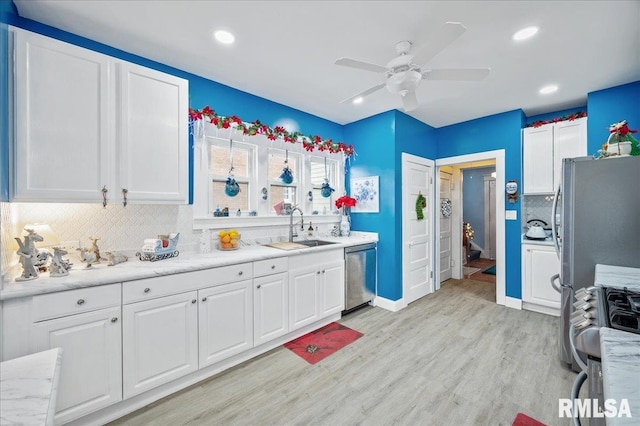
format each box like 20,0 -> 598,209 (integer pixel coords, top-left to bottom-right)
77,299 -> 85,305
202,297 -> 207,302
191,299 -> 197,304
256,284 -> 261,289
111,317 -> 118,323
144,288 -> 150,293
238,271 -> 243,276
271,265 -> 276,269
317,271 -> 320,275
322,270 -> 325,274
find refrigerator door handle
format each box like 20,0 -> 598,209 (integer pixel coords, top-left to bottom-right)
550,273 -> 561,293
570,370 -> 588,426
551,184 -> 561,259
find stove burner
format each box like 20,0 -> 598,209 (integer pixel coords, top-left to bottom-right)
604,288 -> 640,334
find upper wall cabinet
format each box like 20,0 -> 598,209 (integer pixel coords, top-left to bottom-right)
10,27 -> 188,204
522,117 -> 586,194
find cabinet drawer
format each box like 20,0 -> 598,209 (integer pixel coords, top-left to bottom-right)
33,284 -> 121,322
123,263 -> 253,304
254,257 -> 289,277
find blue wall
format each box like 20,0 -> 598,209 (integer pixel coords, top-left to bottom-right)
462,166 -> 495,250
587,81 -> 640,155
437,109 -> 524,299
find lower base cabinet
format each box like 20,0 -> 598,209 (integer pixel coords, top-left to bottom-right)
32,306 -> 122,425
253,272 -> 289,346
122,291 -> 198,398
522,244 -> 561,315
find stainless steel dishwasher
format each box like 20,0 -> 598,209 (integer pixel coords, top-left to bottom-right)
344,243 -> 377,313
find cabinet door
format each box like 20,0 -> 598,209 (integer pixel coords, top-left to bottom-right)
254,272 -> 288,346
321,261 -> 345,317
12,28 -> 114,202
117,62 -> 188,203
553,118 -> 587,190
32,306 -> 122,424
523,246 -> 561,310
123,291 -> 198,398
523,124 -> 554,194
289,265 -> 320,330
199,280 -> 253,368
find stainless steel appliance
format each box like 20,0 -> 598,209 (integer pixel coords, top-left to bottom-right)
552,155 -> 640,371
344,243 -> 377,313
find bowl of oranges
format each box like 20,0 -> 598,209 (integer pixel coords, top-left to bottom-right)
217,229 -> 240,251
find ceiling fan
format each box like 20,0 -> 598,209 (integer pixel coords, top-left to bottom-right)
335,22 -> 490,111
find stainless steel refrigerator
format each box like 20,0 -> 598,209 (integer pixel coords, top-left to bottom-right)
552,155 -> 640,371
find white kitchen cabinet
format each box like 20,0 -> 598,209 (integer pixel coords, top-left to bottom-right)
522,244 -> 561,316
10,27 -> 188,204
198,279 -> 254,368
289,255 -> 345,330
253,272 -> 289,346
122,291 -> 198,398
32,306 -> 122,424
522,117 -> 586,194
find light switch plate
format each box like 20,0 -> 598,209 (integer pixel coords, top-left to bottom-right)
505,210 -> 517,220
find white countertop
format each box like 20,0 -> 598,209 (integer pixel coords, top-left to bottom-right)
600,328 -> 640,425
521,234 -> 555,247
0,348 -> 62,426
594,264 -> 640,292
1,234 -> 377,300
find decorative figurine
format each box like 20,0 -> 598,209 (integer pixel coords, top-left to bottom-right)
105,251 -> 128,266
88,236 -> 102,263
77,248 -> 98,269
14,229 -> 43,281
49,247 -> 72,277
136,233 -> 180,262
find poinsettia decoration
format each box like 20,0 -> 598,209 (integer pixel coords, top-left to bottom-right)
335,195 -> 357,209
524,111 -> 587,128
189,105 -> 355,157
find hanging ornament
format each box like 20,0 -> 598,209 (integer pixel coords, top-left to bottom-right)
320,157 -> 334,198
225,139 -> 240,197
280,149 -> 293,184
416,192 -> 426,221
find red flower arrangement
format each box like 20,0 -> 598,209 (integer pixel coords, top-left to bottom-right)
335,195 -> 357,209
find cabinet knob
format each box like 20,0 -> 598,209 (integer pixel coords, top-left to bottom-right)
144,288 -> 150,293
271,265 -> 276,269
317,271 -> 321,275
191,299 -> 197,304
322,270 -> 325,274
256,284 -> 261,289
238,271 -> 243,276
202,297 -> 207,302
77,299 -> 85,305
111,317 -> 118,323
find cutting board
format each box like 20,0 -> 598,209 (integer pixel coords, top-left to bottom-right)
265,242 -> 308,250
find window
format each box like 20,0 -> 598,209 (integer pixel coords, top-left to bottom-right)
209,140 -> 254,213
268,148 -> 299,209
310,156 -> 338,214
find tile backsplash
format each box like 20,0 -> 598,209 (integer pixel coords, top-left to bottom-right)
522,194 -> 557,229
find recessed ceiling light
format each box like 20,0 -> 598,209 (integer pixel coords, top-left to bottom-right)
539,84 -> 558,95
352,97 -> 363,105
214,30 -> 235,45
512,26 -> 539,41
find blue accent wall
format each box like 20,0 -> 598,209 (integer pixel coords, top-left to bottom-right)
437,109 -> 524,299
587,81 -> 640,155
462,166 -> 495,250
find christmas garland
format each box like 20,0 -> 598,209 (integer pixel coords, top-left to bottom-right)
524,111 -> 587,128
189,105 -> 355,157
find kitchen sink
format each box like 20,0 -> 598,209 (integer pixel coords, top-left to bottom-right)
294,239 -> 337,247
264,240 -> 338,250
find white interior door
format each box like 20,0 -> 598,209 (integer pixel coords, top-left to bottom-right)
439,171 -> 453,282
402,153 -> 434,305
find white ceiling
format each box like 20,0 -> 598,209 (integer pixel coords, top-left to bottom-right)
13,0 -> 640,128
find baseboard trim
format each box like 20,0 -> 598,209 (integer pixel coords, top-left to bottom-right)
372,296 -> 406,312
505,296 -> 522,310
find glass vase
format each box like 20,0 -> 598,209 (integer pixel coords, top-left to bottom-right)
340,207 -> 351,237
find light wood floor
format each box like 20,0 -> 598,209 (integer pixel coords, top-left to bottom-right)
110,279 -> 576,426
465,258 -> 497,284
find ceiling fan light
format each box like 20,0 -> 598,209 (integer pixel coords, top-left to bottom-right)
386,70 -> 422,95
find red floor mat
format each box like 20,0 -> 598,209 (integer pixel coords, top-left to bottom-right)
512,413 -> 546,426
284,322 -> 363,364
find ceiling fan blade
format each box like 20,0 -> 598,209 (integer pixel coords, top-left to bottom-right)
340,84 -> 386,104
401,91 -> 419,111
413,22 -> 467,66
335,57 -> 388,73
423,68 -> 491,81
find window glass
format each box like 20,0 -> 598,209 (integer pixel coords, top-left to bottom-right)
310,157 -> 338,213
270,185 -> 297,213
268,149 -> 297,182
210,143 -> 249,179
211,181 -> 249,213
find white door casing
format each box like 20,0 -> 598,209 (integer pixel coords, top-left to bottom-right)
439,171 -> 453,282
402,153 -> 435,306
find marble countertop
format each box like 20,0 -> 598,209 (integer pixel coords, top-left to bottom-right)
599,328 -> 640,425
521,234 -> 555,247
1,233 -> 378,300
594,264 -> 640,292
0,348 -> 62,426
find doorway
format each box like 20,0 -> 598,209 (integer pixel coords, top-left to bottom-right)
435,150 -> 506,306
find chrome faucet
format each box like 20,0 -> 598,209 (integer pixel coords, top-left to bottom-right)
289,207 -> 304,242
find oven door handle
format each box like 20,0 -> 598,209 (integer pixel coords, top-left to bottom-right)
570,370 -> 588,426
550,273 -> 561,294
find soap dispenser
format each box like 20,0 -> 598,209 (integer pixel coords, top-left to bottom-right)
308,222 -> 314,237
